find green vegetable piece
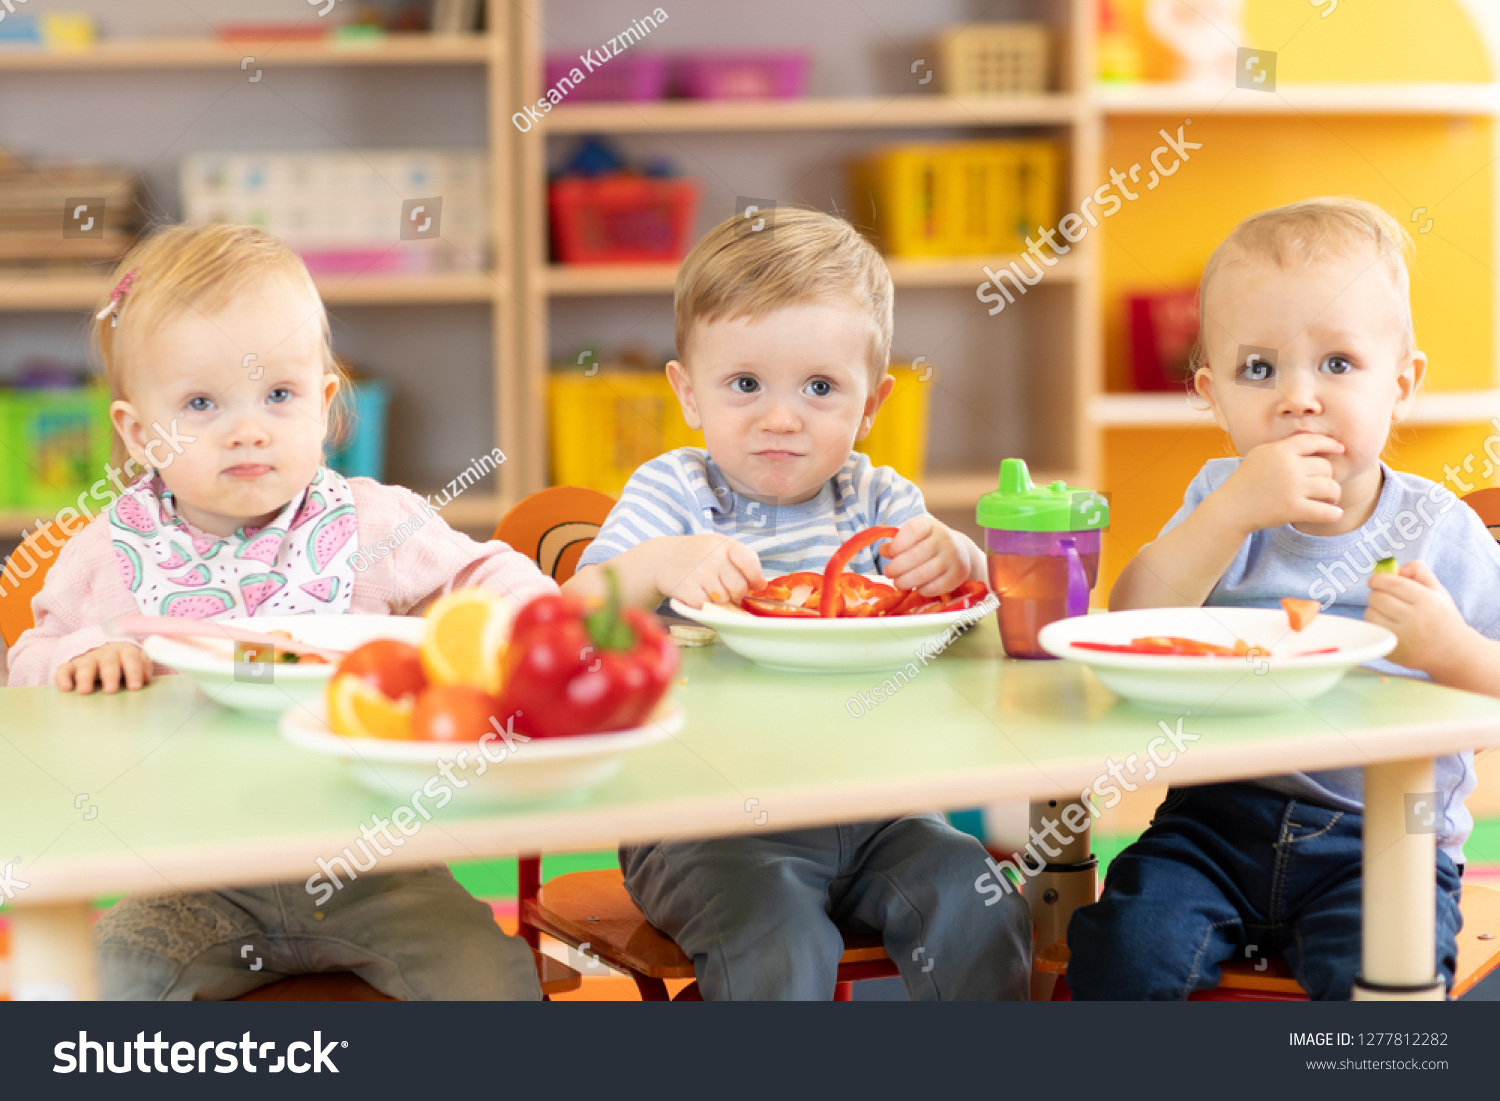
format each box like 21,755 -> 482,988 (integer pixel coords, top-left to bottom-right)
1373,557 -> 1398,575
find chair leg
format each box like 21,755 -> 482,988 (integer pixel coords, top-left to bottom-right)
833,981 -> 854,1001
672,981 -> 703,1001
1051,974 -> 1072,1001
632,973 -> 671,1001
517,854 -> 542,950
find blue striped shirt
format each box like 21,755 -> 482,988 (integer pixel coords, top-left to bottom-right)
578,448 -> 927,577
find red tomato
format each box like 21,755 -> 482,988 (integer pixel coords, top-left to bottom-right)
412,685 -> 501,743
335,639 -> 427,701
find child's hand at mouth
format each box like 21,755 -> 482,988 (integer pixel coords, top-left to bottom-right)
881,515 -> 981,596
1217,433 -> 1345,535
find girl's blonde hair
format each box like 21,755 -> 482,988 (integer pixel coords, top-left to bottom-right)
95,222 -> 348,465
673,206 -> 894,382
1191,196 -> 1418,380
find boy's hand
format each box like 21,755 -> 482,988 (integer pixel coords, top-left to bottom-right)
55,641 -> 152,695
881,516 -> 973,596
1218,434 -> 1344,534
654,534 -> 765,608
1365,560 -> 1475,676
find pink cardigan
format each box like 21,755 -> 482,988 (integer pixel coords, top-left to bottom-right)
6,478 -> 558,687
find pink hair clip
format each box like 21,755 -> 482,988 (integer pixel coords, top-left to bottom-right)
96,268 -> 139,327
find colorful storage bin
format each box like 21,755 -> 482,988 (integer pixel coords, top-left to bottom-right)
674,52 -> 809,99
857,363 -> 930,483
933,23 -> 1050,95
543,54 -> 670,102
549,176 -> 701,264
548,372 -> 704,497
851,140 -> 1060,257
327,379 -> 392,481
0,386 -> 112,512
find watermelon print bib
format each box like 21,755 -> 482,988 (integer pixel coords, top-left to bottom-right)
109,467 -> 359,619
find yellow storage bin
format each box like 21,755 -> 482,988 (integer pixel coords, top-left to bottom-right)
548,372 -> 704,497
932,23 -> 1050,96
851,140 -> 1060,257
857,363 -> 930,483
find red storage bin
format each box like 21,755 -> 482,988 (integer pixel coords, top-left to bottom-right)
549,176 -> 701,264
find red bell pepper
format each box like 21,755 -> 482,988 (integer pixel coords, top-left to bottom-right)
820,526 -> 899,617
740,572 -> 824,617
1072,636 -> 1245,657
496,567 -> 679,738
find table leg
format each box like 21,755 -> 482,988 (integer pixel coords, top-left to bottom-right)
10,902 -> 98,1001
1355,757 -> 1445,1001
1026,798 -> 1097,1001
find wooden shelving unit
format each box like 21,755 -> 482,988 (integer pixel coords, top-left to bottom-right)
0,34 -> 492,69
0,30 -> 516,539
512,0 -> 1097,518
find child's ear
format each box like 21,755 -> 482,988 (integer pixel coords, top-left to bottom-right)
856,372 -> 897,442
1192,365 -> 1231,434
665,360 -> 702,431
321,372 -> 342,423
1391,348 -> 1427,424
109,399 -> 152,470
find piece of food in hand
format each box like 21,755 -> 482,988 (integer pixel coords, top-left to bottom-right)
335,638 -> 427,699
1373,556 -> 1398,575
1281,597 -> 1320,632
412,684 -> 503,742
327,672 -> 415,740
420,588 -> 513,694
495,567 -> 679,738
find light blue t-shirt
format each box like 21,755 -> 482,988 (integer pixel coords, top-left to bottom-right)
1157,458 -> 1500,862
579,448 -> 928,578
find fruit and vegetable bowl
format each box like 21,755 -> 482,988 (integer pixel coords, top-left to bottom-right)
1038,604 -> 1396,714
280,578 -> 684,801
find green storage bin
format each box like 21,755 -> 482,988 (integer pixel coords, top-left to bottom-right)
0,386 -> 113,511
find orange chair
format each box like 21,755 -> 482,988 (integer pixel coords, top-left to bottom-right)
0,518 -> 77,649
496,486 -> 901,1000
0,518 -> 579,1002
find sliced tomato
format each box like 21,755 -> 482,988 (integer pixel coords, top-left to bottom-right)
1281,597 -> 1320,632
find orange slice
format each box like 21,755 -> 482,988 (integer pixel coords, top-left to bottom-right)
327,673 -> 414,740
419,588 -> 512,694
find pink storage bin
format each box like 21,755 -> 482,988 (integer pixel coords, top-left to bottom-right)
674,51 -> 810,99
544,54 -> 670,102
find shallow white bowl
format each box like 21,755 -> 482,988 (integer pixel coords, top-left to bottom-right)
670,595 -> 998,674
143,614 -> 426,720
1037,606 -> 1397,714
280,699 -> 683,804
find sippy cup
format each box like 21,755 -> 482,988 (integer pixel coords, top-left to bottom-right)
976,459 -> 1110,659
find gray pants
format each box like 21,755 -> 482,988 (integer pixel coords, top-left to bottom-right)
621,812 -> 1031,1000
95,867 -> 541,1001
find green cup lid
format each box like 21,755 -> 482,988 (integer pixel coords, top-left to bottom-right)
976,458 -> 1110,532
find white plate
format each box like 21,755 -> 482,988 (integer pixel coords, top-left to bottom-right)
143,614 -> 426,720
670,595 -> 998,673
281,698 -> 683,804
1037,606 -> 1397,714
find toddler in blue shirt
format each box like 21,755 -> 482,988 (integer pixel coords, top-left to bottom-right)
1068,196 -> 1500,999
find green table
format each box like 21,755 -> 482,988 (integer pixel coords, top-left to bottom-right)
5,617 -> 1499,1000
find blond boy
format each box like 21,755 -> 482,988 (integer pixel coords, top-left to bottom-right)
566,208 -> 1030,1000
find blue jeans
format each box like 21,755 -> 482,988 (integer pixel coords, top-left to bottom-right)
1066,783 -> 1464,1000
621,813 -> 1032,1000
